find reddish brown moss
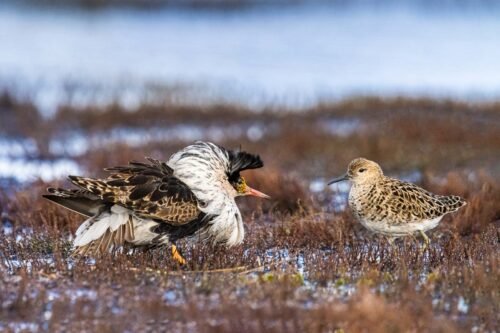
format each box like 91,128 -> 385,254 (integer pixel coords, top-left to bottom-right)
0,95 -> 499,332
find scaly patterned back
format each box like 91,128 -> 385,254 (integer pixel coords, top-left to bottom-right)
350,176 -> 466,225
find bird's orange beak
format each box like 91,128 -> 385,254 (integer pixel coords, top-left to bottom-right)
244,185 -> 270,199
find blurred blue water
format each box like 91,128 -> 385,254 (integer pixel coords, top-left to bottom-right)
1,3 -> 500,112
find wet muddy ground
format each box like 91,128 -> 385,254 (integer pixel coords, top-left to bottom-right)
0,96 -> 499,332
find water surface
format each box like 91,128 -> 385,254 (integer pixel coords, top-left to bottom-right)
1,4 -> 500,112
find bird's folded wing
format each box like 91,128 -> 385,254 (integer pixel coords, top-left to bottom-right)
69,158 -> 201,225
386,179 -> 459,220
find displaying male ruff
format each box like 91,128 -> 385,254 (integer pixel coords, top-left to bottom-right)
328,158 -> 466,246
43,141 -> 269,264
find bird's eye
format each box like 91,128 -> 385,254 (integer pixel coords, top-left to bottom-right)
359,168 -> 367,173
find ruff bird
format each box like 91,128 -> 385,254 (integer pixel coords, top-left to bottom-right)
43,141 -> 269,264
328,158 -> 466,245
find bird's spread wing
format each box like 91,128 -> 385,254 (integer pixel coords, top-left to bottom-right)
384,178 -> 465,221
68,158 -> 201,225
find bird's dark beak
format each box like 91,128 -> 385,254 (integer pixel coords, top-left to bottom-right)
328,173 -> 349,185
245,185 -> 271,199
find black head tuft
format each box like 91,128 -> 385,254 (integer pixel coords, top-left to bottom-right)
227,150 -> 264,179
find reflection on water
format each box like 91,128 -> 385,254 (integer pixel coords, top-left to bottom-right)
1,4 -> 500,112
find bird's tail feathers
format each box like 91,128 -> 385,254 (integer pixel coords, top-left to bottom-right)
73,208 -> 135,256
43,187 -> 105,217
443,195 -> 467,212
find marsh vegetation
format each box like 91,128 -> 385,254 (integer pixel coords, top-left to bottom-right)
1,94 -> 498,332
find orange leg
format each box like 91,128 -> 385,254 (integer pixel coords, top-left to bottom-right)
171,244 -> 186,265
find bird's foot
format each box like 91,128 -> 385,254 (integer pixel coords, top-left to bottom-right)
171,244 -> 186,265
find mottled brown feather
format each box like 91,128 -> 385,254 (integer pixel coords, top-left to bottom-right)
358,178 -> 467,224
68,158 -> 202,226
